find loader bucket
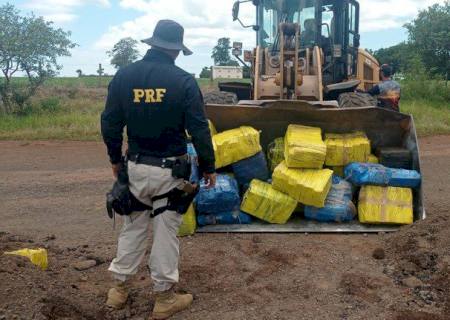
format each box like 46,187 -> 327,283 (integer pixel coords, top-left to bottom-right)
198,100 -> 425,233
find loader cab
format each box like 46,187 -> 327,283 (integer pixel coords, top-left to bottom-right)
255,0 -> 361,84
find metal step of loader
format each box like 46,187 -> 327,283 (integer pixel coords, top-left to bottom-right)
197,217 -> 401,233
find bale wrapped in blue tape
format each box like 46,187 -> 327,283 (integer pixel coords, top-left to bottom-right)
187,143 -> 200,183
232,151 -> 270,190
304,175 -> 356,222
187,143 -> 197,157
195,174 -> 240,214
197,211 -> 252,226
344,162 -> 421,188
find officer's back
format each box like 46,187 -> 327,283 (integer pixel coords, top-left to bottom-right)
102,49 -> 214,175
109,49 -> 197,158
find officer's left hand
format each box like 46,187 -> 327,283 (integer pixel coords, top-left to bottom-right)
203,172 -> 217,189
112,163 -> 122,178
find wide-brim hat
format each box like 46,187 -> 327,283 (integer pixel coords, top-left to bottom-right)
141,20 -> 193,56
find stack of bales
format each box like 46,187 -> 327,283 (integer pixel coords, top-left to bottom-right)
243,125 -> 332,223
179,120 -> 423,236
345,162 -> 421,225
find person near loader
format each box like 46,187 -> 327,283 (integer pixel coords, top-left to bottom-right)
367,64 -> 401,112
301,19 -> 317,47
101,19 -> 216,319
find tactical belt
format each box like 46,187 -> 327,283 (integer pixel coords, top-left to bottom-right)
152,191 -> 176,217
128,154 -> 186,169
151,183 -> 199,218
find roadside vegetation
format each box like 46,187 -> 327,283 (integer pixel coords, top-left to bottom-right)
401,78 -> 450,135
0,2 -> 448,140
0,77 -> 448,141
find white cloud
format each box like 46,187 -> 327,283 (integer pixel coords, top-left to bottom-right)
95,0 -> 256,50
58,46 -> 115,76
22,0 -> 111,23
96,0 -> 445,48
95,0 -> 448,53
61,0 -> 448,76
92,0 -> 257,74
359,0 -> 447,32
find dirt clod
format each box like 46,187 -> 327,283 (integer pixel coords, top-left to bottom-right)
73,260 -> 97,271
44,234 -> 56,241
372,248 -> 386,260
402,276 -> 422,288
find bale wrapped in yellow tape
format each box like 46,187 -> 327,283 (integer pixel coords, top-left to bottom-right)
272,161 -> 333,207
213,126 -> 261,168
368,154 -> 379,164
267,137 -> 285,171
178,204 -> 196,237
358,186 -> 413,225
241,180 -> 297,224
325,132 -> 371,166
284,125 -> 326,169
4,248 -> 48,270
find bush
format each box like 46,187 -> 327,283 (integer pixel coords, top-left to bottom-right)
400,57 -> 450,103
13,103 -> 35,116
12,97 -> 62,116
401,79 -> 450,103
40,97 -> 61,113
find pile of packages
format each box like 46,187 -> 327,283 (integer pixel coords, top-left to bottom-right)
178,122 -> 422,236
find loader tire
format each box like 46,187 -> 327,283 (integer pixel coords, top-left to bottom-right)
338,92 -> 378,108
204,91 -> 238,105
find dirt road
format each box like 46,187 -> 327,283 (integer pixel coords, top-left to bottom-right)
1,136 -> 449,320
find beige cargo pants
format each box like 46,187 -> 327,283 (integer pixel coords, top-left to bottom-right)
108,160 -> 184,292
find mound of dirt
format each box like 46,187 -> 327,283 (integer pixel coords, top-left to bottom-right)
0,232 -> 150,320
381,213 -> 450,319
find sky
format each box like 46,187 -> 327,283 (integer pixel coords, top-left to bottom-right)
3,0 -> 447,77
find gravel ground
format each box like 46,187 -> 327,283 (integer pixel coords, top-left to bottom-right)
0,136 -> 449,320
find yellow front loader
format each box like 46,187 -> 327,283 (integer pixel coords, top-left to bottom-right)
199,0 -> 424,233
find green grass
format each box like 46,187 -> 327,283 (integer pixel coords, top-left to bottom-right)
0,77 -> 448,141
0,112 -> 101,140
9,76 -> 249,89
46,77 -> 113,88
0,93 -> 103,140
401,99 -> 450,136
8,76 -> 113,88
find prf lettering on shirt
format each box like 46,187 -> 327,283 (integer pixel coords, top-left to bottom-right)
133,88 -> 167,103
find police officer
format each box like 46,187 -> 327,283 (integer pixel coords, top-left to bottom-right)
367,64 -> 401,112
101,20 -> 216,319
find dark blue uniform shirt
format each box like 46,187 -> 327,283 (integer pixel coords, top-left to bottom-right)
101,49 -> 215,173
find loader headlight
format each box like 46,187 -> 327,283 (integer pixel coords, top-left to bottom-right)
269,55 -> 281,68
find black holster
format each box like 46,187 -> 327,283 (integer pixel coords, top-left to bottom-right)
151,183 -> 199,218
171,158 -> 191,180
106,160 -> 152,219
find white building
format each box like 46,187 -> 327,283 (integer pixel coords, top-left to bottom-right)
212,66 -> 243,80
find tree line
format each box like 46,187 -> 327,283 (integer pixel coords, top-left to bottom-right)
104,36 -> 241,79
370,2 -> 449,80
